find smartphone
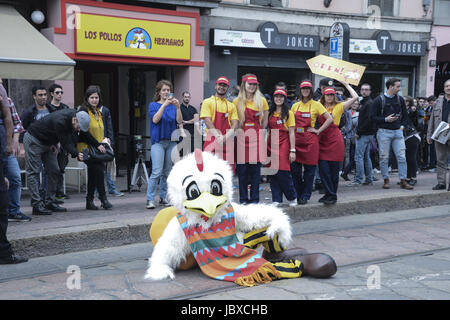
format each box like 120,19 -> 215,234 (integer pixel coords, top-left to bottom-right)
82,148 -> 90,161
168,93 -> 174,99
394,114 -> 401,117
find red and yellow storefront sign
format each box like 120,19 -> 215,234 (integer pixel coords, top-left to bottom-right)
75,13 -> 191,60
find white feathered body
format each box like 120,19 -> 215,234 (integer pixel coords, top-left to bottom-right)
144,152 -> 292,281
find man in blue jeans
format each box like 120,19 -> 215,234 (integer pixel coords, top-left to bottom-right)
0,82 -> 28,264
370,78 -> 413,190
353,83 -> 376,185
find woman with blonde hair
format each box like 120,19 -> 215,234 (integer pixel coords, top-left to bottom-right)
232,74 -> 268,204
317,81 -> 359,205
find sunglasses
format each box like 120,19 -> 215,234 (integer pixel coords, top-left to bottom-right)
54,91 -> 64,94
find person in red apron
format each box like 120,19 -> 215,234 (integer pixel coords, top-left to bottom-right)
233,74 -> 268,204
317,83 -> 359,205
200,76 -> 239,171
290,81 -> 332,205
267,89 -> 297,206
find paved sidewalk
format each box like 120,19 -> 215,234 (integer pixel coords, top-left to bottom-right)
1,205 -> 449,300
7,169 -> 450,258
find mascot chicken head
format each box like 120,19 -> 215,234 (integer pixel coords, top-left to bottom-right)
167,149 -> 233,228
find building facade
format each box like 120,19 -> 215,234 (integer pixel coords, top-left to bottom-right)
202,0 -> 434,98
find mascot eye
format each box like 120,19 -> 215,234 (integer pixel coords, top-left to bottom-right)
186,181 -> 201,200
210,180 -> 223,196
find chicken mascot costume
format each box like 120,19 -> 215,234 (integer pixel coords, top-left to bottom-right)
145,149 -> 336,286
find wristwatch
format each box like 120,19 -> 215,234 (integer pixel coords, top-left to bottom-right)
290,149 -> 296,153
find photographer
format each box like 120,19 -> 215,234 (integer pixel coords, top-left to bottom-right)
146,80 -> 182,209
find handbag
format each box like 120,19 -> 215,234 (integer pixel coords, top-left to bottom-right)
88,142 -> 114,162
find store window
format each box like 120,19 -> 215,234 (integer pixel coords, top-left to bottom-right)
249,0 -> 283,7
367,0 -> 397,16
434,0 -> 450,26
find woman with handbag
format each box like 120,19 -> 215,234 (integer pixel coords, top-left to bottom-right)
77,85 -> 113,210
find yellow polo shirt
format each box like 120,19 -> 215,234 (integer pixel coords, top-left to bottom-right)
232,97 -> 269,113
290,100 -> 327,128
270,110 -> 295,131
200,96 -> 238,133
326,102 -> 345,126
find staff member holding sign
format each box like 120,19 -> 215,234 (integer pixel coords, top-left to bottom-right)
233,74 -> 269,204
318,82 -> 358,205
267,89 -> 297,207
291,81 -> 332,205
201,77 -> 239,170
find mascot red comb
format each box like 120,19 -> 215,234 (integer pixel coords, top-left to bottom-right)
145,149 -> 337,286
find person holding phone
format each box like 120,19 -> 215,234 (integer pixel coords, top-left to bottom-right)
146,80 -> 182,209
370,78 -> 413,190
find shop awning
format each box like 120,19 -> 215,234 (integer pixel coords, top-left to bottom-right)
0,5 -> 75,80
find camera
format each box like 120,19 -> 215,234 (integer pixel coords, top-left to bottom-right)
134,135 -> 145,154
168,93 -> 174,99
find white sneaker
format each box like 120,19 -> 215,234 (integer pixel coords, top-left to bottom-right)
146,200 -> 155,209
289,200 -> 297,207
272,202 -> 280,207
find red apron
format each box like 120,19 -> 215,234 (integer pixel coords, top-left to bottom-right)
237,106 -> 266,164
294,103 -> 319,166
267,114 -> 291,171
203,98 -> 235,170
317,112 -> 345,162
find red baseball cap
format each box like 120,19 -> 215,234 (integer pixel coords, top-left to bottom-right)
216,76 -> 230,86
242,75 -> 259,84
273,89 -> 287,97
299,81 -> 313,88
323,87 -> 336,95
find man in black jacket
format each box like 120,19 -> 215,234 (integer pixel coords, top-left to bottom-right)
370,78 -> 413,190
353,83 -> 376,185
23,109 -> 90,215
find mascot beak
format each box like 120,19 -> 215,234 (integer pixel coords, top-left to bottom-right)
183,192 -> 227,220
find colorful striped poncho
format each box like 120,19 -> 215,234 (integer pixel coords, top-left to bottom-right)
176,205 -> 281,287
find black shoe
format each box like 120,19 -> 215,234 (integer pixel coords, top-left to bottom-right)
340,173 -> 350,181
45,202 -> 67,212
54,198 -> 64,205
86,199 -> 98,210
297,198 -> 308,205
409,179 -> 417,186
0,254 -> 28,265
318,195 -> 329,203
323,197 -> 337,205
432,184 -> 446,190
100,199 -> 113,210
32,204 -> 52,215
56,193 -> 70,200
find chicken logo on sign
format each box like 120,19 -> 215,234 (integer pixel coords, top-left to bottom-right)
125,28 -> 151,49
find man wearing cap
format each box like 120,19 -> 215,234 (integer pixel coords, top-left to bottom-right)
201,76 -> 239,168
23,109 -> 90,215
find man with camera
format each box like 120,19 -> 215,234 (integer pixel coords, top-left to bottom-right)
370,78 -> 413,190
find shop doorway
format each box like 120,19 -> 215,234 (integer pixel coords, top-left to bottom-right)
238,66 -> 309,102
